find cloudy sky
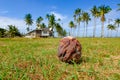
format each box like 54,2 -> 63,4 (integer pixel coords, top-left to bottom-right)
0,0 -> 120,37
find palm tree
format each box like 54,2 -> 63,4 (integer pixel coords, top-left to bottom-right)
41,23 -> 46,28
58,18 -> 61,22
46,14 -> 50,19
56,23 -> 66,37
82,12 -> 91,37
46,14 -> 56,37
74,8 -> 82,37
107,24 -> 116,37
75,8 -> 81,17
74,8 -> 81,22
107,19 -> 113,37
8,25 -> 21,37
36,16 -> 43,29
46,14 -> 56,29
91,6 -> 100,37
24,13 -> 33,32
56,23 -> 63,37
117,4 -> 120,11
0,28 -> 7,38
69,21 -> 75,36
115,18 -> 120,37
62,29 -> 67,37
77,16 -> 82,37
99,5 -> 111,38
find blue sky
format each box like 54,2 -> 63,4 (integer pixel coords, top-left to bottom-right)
0,0 -> 120,37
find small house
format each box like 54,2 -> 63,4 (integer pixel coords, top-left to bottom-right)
25,28 -> 53,38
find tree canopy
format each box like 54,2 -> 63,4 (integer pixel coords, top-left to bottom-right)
24,13 -> 33,31
8,25 -> 21,37
0,28 -> 7,38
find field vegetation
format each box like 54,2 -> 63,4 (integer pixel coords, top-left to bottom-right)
0,38 -> 120,80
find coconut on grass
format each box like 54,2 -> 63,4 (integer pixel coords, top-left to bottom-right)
58,36 -> 82,63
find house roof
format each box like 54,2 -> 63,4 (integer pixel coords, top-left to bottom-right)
26,28 -> 52,34
42,28 -> 50,32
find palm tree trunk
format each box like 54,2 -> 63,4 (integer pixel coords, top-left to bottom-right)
27,25 -> 30,32
83,22 -> 85,37
116,24 -> 119,37
86,24 -> 88,37
73,28 -> 76,37
116,29 -> 118,37
101,21 -> 104,38
107,30 -> 109,37
71,28 -> 72,36
118,27 -> 120,37
111,30 -> 112,37
93,17 -> 96,37
77,22 -> 80,37
75,21 -> 78,37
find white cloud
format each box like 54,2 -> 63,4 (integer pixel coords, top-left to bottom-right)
50,11 -> 67,20
0,16 -> 36,33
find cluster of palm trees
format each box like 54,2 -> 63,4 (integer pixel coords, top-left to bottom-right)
0,25 -> 21,38
69,4 -> 120,37
24,13 -> 66,37
7,25 -> 21,37
24,14 -> 45,32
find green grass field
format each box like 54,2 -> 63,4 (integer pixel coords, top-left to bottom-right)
0,38 -> 120,80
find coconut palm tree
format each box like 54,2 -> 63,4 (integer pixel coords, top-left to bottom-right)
91,6 -> 100,37
36,16 -> 43,29
46,14 -> 56,29
46,14 -> 50,20
24,13 -> 33,32
107,19 -> 113,37
77,16 -> 82,37
115,18 -> 120,37
0,28 -> 7,38
58,18 -> 61,22
99,5 -> 111,38
56,23 -> 64,37
82,12 -> 91,37
8,25 -> 21,37
73,15 -> 76,22
46,14 -> 56,37
56,23 -> 62,37
107,24 -> 116,37
74,8 -> 82,37
117,4 -> 120,11
41,23 -> 46,28
74,8 -> 81,22
62,29 -> 67,37
69,21 -> 75,36
75,8 -> 81,17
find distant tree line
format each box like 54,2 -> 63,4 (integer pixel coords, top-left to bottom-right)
0,28 -> 7,38
0,25 -> 22,38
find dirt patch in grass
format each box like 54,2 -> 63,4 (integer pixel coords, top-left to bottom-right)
111,55 -> 120,66
28,73 -> 43,80
15,61 -> 33,69
0,43 -> 7,46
